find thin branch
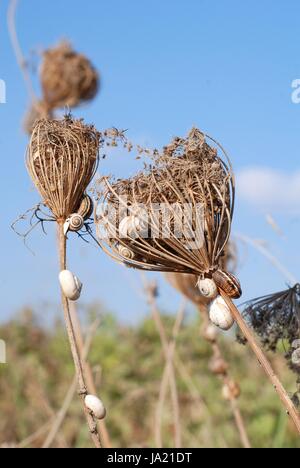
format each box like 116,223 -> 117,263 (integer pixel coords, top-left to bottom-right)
142,274 -> 182,448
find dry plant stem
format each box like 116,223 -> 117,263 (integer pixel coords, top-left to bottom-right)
142,277 -> 182,448
221,292 -> 300,435
58,223 -> 102,448
155,302 -> 185,449
70,302 -> 112,448
43,318 -> 100,448
200,309 -> 251,448
7,0 -> 36,101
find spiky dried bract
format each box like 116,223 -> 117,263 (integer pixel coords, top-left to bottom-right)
96,128 -> 235,276
26,116 -> 100,221
242,284 -> 300,388
40,41 -> 99,110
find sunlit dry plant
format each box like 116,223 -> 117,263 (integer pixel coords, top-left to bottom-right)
40,41 -> 99,110
95,128 -> 300,434
25,114 -> 104,448
96,128 -> 242,300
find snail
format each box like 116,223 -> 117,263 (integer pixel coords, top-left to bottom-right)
292,348 -> 300,367
59,270 -> 83,301
85,395 -> 106,420
222,381 -> 241,401
119,214 -> 148,239
63,194 -> 93,235
203,324 -> 218,343
212,270 -> 242,300
197,278 -> 218,299
78,194 -> 94,220
209,296 -> 235,331
118,244 -> 135,260
209,357 -> 229,376
64,213 -> 85,235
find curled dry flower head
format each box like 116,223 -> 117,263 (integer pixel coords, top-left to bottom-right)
26,116 -> 100,223
40,41 -> 99,110
241,284 -> 300,395
95,129 -> 241,298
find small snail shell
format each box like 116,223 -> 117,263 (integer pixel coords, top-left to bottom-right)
78,194 -> 94,220
85,395 -> 106,420
59,270 -> 83,301
118,244 -> 135,260
203,324 -> 218,343
197,278 -> 218,299
212,270 -> 242,299
292,348 -> 300,367
119,215 -> 148,239
209,296 -> 235,331
209,357 -> 229,376
68,213 -> 85,232
222,381 -> 241,401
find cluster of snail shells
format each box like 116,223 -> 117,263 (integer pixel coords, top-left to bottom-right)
85,395 -> 106,420
59,270 -> 82,301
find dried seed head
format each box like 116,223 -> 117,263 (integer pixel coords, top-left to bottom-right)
96,128 -> 236,281
26,116 -> 100,221
40,41 -> 99,110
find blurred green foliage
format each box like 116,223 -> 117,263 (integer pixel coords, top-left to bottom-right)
0,306 -> 299,448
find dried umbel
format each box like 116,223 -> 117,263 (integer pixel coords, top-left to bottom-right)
40,41 -> 99,110
241,284 -> 300,396
96,128 -> 242,299
26,116 -> 100,223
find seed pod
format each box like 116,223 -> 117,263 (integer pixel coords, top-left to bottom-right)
59,270 -> 82,301
203,324 -> 218,343
212,270 -> 242,299
209,296 -> 235,331
118,245 -> 135,260
222,381 -> 241,401
197,278 -> 218,299
85,395 -> 106,420
209,357 -> 229,375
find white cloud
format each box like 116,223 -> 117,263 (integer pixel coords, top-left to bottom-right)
237,167 -> 300,212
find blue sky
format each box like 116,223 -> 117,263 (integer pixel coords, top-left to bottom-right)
1,0 -> 300,324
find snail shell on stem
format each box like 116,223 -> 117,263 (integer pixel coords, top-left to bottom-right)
78,194 -> 94,220
212,270 -> 242,299
59,270 -> 83,301
118,244 -> 135,260
197,278 -> 218,299
209,296 -> 235,331
64,213 -> 85,235
85,395 -> 106,420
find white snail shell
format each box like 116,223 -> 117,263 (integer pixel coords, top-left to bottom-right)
292,348 -> 300,367
68,214 -> 85,232
203,324 -> 218,343
85,395 -> 106,420
209,296 -> 235,331
119,215 -> 148,239
118,244 -> 135,260
59,270 -> 83,301
197,278 -> 218,299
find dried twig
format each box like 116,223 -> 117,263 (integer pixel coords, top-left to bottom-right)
221,292 -> 300,434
